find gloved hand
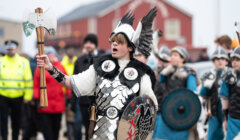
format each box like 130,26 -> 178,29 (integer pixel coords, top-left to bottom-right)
202,72 -> 216,88
222,70 -> 236,85
201,72 -> 214,81
161,64 -> 175,76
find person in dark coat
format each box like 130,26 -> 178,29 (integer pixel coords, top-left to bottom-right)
72,34 -> 105,140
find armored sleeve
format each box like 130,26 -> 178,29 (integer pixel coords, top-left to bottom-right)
140,74 -> 158,106
201,71 -> 216,89
70,65 -> 97,97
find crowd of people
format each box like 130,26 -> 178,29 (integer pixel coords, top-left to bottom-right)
1,7 -> 240,140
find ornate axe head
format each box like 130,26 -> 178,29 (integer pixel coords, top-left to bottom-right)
22,8 -> 57,37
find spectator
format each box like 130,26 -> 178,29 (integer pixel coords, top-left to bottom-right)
0,40 -> 33,140
33,46 -> 71,140
197,49 -> 209,62
61,46 -> 77,140
72,34 -> 104,140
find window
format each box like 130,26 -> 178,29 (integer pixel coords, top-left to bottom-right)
164,19 -> 180,40
0,28 -> 4,37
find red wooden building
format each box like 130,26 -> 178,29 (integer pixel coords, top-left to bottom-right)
46,0 -> 193,53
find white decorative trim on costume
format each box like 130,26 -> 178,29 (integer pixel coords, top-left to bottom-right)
124,67 -> 138,80
101,60 -> 116,72
70,77 -> 81,97
231,54 -> 240,59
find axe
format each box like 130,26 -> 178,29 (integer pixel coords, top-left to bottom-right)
23,8 -> 57,108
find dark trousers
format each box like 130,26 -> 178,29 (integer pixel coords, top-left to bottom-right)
80,104 -> 90,140
39,113 -> 62,140
22,104 -> 39,140
0,95 -> 23,140
74,99 -> 82,140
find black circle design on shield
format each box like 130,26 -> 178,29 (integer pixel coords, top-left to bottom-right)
161,89 -> 201,131
178,105 -> 186,114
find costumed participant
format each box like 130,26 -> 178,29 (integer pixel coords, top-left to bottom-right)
219,47 -> 240,140
152,46 -> 171,139
152,45 -> 171,112
152,46 -> 198,140
215,35 -> 232,67
36,8 -> 158,140
199,47 -> 229,140
155,46 -> 171,73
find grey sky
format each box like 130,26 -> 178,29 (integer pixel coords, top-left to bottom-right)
0,0 -> 100,56
169,0 -> 240,54
0,0 -> 101,21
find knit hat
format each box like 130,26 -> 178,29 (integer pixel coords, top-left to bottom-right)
231,47 -> 240,59
157,46 -> 171,62
83,34 -> 98,47
171,46 -> 188,61
44,46 -> 57,55
211,47 -> 229,60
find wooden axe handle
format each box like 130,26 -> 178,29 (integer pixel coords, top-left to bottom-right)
35,8 -> 48,108
88,105 -> 96,138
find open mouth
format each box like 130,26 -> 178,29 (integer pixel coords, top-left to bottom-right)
112,48 -> 118,53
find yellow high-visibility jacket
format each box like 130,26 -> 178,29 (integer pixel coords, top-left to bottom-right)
0,54 -> 33,101
61,56 -> 77,75
61,56 -> 77,94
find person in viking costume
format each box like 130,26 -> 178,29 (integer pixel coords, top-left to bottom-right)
152,46 -> 171,108
152,46 -> 198,140
152,46 -> 172,139
215,35 -> 232,67
219,47 -> 240,140
200,47 -> 229,140
36,8 -> 158,140
155,45 -> 171,77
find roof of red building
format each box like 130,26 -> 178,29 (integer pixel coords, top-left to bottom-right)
58,0 -> 119,23
58,0 -> 192,23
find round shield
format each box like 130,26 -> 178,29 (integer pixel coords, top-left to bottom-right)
117,96 -> 156,140
161,89 -> 201,130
